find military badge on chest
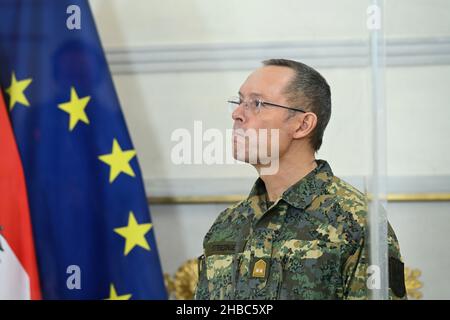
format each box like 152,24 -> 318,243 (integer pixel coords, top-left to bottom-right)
250,257 -> 270,279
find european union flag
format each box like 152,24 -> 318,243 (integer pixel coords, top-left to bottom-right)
0,0 -> 167,299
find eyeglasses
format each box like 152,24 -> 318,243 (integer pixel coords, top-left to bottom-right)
227,96 -> 306,115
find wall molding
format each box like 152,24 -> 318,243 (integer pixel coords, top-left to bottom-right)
106,37 -> 450,74
144,176 -> 450,204
147,194 -> 450,204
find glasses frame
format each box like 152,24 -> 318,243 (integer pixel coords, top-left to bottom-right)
228,96 -> 306,114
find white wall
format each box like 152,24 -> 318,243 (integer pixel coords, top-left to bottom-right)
90,0 -> 450,299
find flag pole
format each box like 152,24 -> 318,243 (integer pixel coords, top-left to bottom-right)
368,0 -> 389,300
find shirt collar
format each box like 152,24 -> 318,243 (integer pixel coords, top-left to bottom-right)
247,159 -> 334,211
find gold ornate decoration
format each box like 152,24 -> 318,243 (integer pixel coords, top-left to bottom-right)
165,259 -> 199,300
165,258 -> 424,300
404,267 -> 423,299
164,273 -> 175,298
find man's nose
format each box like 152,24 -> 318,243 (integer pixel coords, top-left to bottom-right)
232,104 -> 245,123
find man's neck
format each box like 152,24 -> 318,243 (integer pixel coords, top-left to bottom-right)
257,152 -> 318,202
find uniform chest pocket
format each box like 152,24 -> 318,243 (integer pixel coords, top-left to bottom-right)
204,241 -> 243,300
276,239 -> 343,299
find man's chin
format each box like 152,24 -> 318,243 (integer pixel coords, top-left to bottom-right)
232,150 -> 250,163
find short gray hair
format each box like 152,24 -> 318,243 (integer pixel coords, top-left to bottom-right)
262,59 -> 331,152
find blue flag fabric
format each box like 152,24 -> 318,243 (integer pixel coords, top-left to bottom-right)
0,0 -> 167,299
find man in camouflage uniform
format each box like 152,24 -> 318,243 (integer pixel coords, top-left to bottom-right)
195,59 -> 406,300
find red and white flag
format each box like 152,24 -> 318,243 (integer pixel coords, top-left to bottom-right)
0,91 -> 41,299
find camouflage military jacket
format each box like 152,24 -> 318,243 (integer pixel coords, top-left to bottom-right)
195,159 -> 406,300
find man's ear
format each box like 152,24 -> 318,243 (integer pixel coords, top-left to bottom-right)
292,112 -> 317,139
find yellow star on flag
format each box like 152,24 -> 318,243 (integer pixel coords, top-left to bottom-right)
5,72 -> 32,110
58,87 -> 91,131
98,139 -> 136,183
114,212 -> 152,256
105,284 -> 132,300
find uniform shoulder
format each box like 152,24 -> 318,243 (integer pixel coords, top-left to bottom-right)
215,199 -> 247,223
203,199 -> 249,246
306,176 -> 368,246
325,175 -> 368,227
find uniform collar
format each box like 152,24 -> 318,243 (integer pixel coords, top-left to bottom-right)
247,159 -> 334,211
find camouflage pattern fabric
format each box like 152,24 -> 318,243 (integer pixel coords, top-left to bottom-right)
194,159 -> 406,300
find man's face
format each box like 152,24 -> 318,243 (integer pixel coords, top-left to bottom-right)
232,65 -> 299,165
